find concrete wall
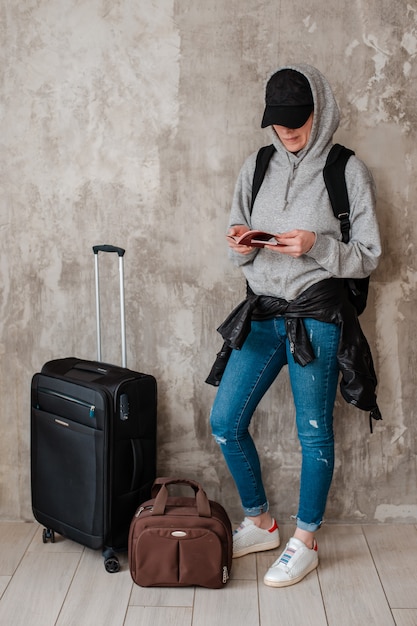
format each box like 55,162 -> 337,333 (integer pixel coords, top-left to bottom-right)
1,0 -> 416,524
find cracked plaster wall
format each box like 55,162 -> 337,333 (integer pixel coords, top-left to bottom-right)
1,0 -> 416,524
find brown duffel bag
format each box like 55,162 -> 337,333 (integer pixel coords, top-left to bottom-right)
128,477 -> 233,588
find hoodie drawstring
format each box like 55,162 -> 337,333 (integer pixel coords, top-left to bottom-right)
283,159 -> 299,209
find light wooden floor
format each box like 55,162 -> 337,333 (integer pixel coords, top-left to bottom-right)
1,521 -> 417,625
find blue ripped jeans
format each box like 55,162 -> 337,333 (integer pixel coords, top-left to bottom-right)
210,317 -> 341,532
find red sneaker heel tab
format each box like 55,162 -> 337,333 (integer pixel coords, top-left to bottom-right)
269,519 -> 279,533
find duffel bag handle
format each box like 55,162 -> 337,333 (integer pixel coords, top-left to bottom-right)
151,477 -> 212,518
151,477 -> 201,498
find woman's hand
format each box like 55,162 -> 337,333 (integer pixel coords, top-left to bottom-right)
226,225 -> 255,255
266,229 -> 316,257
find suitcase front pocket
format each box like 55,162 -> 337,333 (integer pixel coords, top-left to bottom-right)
37,387 -> 97,420
31,408 -> 106,544
132,526 -> 224,588
32,374 -> 107,429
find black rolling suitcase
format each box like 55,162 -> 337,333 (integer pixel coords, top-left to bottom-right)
31,245 -> 157,572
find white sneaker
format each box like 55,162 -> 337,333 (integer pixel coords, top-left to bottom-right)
263,537 -> 319,587
233,517 -> 280,558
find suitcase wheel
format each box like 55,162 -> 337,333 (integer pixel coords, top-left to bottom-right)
42,528 -> 55,544
103,549 -> 120,573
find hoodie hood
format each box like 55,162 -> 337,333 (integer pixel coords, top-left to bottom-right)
264,64 -> 340,160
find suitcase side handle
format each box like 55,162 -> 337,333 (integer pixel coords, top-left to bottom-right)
130,439 -> 143,492
151,478 -> 212,518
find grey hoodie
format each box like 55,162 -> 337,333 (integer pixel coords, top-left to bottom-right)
228,63 -> 382,301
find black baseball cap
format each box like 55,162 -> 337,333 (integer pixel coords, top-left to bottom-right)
261,69 -> 314,129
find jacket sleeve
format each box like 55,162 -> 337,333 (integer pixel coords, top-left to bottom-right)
307,156 -> 382,278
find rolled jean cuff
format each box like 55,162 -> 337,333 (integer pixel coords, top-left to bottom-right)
243,501 -> 269,517
295,516 -> 323,532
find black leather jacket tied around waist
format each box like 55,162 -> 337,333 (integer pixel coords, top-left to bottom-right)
206,278 -> 382,429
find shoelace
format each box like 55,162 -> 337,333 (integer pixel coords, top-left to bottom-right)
278,539 -> 318,567
233,521 -> 246,535
278,545 -> 296,566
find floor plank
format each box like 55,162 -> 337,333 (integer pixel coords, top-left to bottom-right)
0,551 -> 81,626
192,579 -> 260,626
130,583 -> 195,607
55,548 -> 133,626
230,552 -> 257,580
0,522 -> 37,575
0,577 -> 11,599
362,525 -> 417,609
318,525 -> 395,626
391,609 -> 417,626
124,606 -> 193,626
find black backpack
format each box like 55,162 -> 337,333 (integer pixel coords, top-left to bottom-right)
251,143 -> 370,315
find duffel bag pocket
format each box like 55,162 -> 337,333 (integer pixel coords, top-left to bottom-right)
178,528 -> 224,588
131,526 -> 225,588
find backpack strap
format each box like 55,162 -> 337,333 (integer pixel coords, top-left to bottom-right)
323,144 -> 370,315
251,142 -> 355,246
323,144 -> 355,243
251,144 -> 276,209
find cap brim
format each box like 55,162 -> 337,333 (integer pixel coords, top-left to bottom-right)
261,105 -> 313,129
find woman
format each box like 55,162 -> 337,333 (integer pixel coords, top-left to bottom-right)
209,64 -> 381,587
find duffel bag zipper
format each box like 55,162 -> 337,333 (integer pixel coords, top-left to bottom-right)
135,505 -> 153,517
37,387 -> 96,418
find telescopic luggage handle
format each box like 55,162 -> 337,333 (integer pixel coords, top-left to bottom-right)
93,245 -> 127,368
93,245 -> 125,257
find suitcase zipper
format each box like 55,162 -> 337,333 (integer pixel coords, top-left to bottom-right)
38,387 -> 96,418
